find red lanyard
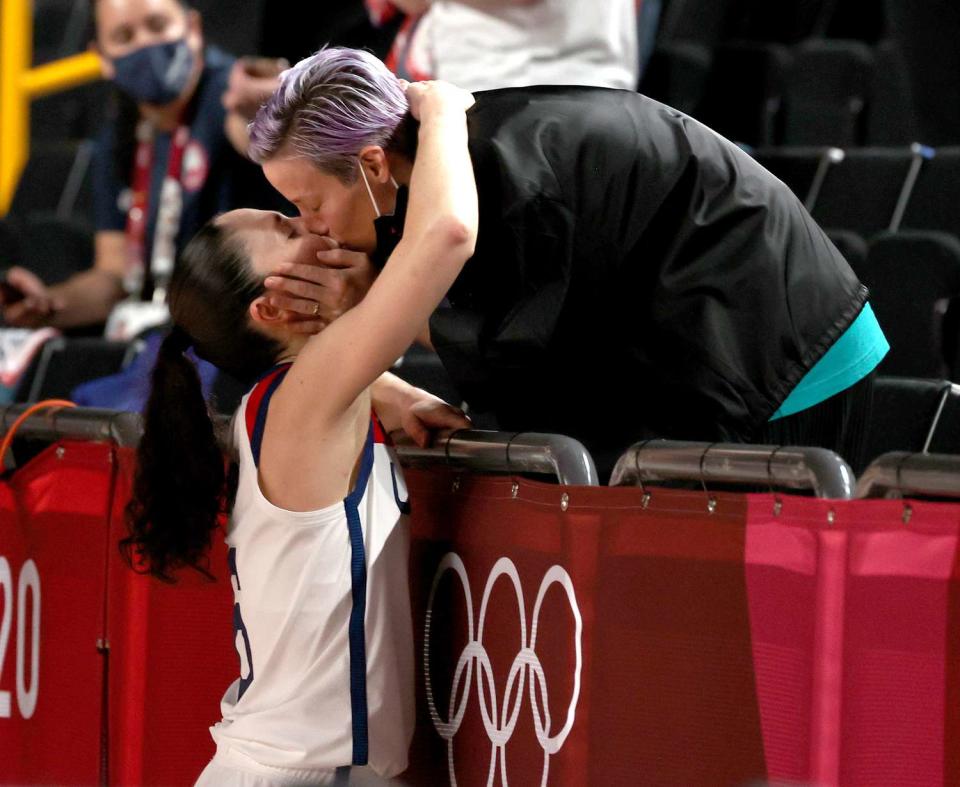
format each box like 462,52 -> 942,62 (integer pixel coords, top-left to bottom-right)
124,119 -> 191,300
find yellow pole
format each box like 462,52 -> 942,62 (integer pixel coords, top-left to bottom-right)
22,51 -> 101,99
0,0 -> 102,216
0,0 -> 32,216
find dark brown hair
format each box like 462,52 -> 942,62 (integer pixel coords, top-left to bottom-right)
121,221 -> 282,581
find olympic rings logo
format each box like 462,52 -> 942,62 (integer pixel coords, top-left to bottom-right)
424,553 -> 583,787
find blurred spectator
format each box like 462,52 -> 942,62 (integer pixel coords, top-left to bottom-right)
367,0 -> 640,90
0,0 -> 273,336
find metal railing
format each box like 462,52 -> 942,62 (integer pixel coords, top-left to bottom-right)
856,452 -> 960,499
0,402 -> 141,447
0,0 -> 102,214
0,404 -> 600,486
394,429 -> 599,486
611,440 -> 856,499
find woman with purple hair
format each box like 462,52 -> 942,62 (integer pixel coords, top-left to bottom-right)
253,47 -> 888,478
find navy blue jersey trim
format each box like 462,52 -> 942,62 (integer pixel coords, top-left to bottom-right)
344,418 -> 375,766
250,368 -> 289,468
252,361 -> 292,386
390,462 -> 411,515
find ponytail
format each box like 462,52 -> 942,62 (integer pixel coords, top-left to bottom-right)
120,216 -> 284,580
121,328 -> 226,581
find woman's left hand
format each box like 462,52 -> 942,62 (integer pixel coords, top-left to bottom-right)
404,79 -> 475,121
398,393 -> 471,448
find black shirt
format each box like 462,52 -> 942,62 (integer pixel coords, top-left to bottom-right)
420,87 -> 865,456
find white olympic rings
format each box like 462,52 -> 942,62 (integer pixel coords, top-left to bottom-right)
424,553 -> 583,787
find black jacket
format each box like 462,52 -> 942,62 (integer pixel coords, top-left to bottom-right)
420,87 -> 866,455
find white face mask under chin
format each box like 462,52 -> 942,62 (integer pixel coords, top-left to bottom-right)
358,161 -> 398,219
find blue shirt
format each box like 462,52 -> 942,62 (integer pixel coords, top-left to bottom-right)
770,303 -> 889,420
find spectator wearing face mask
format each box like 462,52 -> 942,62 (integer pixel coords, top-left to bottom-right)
0,0 -> 275,339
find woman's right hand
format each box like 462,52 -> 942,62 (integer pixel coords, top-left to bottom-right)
404,80 -> 475,121
223,56 -> 288,121
1,267 -> 62,327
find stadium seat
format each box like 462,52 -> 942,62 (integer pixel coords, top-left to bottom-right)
862,377 -> 960,464
902,148 -> 960,238
0,219 -> 24,270
867,39 -> 921,146
31,0 -> 88,66
698,41 -> 792,147
753,146 -> 824,202
655,0 -> 733,48
639,42 -> 712,116
861,231 -> 960,378
21,212 -> 94,285
10,140 -> 93,218
827,229 -> 868,278
884,0 -> 960,146
30,80 -> 110,143
810,147 -> 916,237
191,0 -> 266,58
16,336 -> 139,402
782,39 -> 875,146
823,0 -> 887,42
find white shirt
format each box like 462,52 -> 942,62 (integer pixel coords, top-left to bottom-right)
209,368 -> 415,780
417,0 -> 639,91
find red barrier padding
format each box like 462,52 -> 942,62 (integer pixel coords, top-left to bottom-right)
747,495 -> 960,787
0,441 -> 116,786
105,447 -> 234,786
404,470 -> 767,787
3,448 -> 960,786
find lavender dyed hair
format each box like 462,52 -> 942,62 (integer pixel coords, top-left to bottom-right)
248,47 -> 408,182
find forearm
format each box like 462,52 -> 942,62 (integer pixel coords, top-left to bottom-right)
403,96 -> 476,253
225,111 -> 252,157
48,268 -> 126,329
370,372 -> 419,432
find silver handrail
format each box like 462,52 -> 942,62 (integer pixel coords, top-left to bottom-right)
611,440 -> 856,499
804,146 -> 845,213
856,451 -> 960,499
0,405 -> 599,486
0,403 -> 142,447
393,429 -> 599,486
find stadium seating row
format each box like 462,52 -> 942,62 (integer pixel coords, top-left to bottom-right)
642,38 -> 917,148
755,146 -> 960,238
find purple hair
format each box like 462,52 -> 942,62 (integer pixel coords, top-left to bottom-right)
248,47 -> 408,182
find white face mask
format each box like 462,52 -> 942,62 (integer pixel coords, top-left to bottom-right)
358,159 -> 398,219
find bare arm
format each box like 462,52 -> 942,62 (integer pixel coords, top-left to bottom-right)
225,111 -> 253,157
280,81 -> 478,422
371,372 -> 469,444
2,231 -> 126,329
221,57 -> 287,157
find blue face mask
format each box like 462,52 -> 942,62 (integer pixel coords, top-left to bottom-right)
111,38 -> 194,105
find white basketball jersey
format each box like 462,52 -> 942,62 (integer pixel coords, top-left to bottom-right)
208,365 -> 415,779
